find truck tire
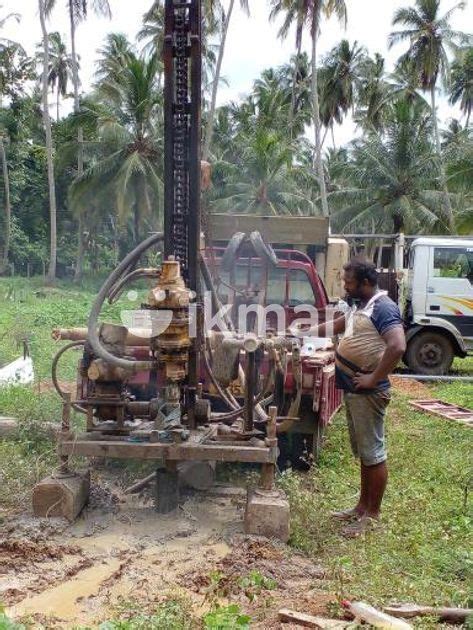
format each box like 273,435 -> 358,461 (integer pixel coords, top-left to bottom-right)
405,331 -> 454,375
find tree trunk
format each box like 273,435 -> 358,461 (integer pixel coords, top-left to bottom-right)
311,11 -> 329,220
56,88 -> 60,121
430,84 -> 454,232
70,2 -> 85,282
288,38 -> 303,138
331,124 -> 336,150
0,135 -> 11,274
39,0 -> 57,283
202,0 -> 235,161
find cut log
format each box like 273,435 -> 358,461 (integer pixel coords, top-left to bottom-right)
0,417 -> 18,438
384,605 -> 473,624
32,471 -> 90,521
278,609 -> 351,628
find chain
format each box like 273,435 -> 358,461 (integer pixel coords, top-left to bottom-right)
172,2 -> 190,277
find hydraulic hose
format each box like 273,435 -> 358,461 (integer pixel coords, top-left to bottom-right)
52,340 -> 86,413
87,232 -> 164,372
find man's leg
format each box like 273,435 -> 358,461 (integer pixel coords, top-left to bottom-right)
341,392 -> 390,535
357,462 -> 370,514
364,460 -> 388,518
332,394 -> 366,520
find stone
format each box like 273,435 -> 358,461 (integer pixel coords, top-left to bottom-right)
244,488 -> 290,542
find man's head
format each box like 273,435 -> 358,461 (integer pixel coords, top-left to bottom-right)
343,259 -> 378,301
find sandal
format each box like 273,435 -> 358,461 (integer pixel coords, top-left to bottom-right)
330,507 -> 365,522
341,515 -> 378,538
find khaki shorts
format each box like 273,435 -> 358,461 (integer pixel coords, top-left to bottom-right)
344,391 -> 391,466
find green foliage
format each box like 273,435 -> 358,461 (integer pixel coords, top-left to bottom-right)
96,601 -> 192,630
0,606 -> 25,630
203,604 -> 251,630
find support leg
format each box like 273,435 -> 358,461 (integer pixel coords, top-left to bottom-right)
156,462 -> 180,513
244,407 -> 290,542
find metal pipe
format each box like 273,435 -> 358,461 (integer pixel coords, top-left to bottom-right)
393,374 -> 473,382
53,327 -> 153,347
331,234 -> 470,240
244,350 -> 256,432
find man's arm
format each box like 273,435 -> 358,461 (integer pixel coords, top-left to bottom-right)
352,326 -> 406,390
289,311 -> 346,337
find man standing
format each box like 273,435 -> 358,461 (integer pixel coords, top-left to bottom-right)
296,259 -> 406,536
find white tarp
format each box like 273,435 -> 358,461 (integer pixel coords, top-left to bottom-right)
0,356 -> 35,386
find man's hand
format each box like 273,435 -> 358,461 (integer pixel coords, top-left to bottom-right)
352,372 -> 377,391
288,322 -> 310,337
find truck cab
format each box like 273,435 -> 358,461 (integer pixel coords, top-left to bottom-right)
404,237 -> 473,374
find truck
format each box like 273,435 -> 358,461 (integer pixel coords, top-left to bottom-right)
210,218 -> 473,376
325,232 -> 473,375
402,237 -> 473,375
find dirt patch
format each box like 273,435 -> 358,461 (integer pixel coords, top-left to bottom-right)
3,475 -> 335,629
391,375 -> 434,399
180,535 -> 332,628
0,539 -> 81,566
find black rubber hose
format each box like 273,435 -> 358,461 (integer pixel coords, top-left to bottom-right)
87,233 -> 164,372
52,341 -> 86,414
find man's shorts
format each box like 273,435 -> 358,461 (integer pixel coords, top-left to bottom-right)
344,391 -> 391,466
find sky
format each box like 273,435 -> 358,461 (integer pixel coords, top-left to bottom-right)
1,0 -> 471,145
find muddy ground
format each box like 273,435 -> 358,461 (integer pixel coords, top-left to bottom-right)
1,471 -> 335,629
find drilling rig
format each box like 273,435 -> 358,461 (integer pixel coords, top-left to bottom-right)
32,0 -> 306,540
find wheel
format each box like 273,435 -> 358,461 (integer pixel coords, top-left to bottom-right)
405,331 -> 454,375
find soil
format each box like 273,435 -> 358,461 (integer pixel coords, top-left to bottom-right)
2,471 -> 335,629
390,375 -> 434,399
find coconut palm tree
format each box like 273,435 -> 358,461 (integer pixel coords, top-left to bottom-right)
202,0 -> 249,161
0,6 -> 22,54
94,33 -> 134,99
211,125 -> 314,216
45,0 -> 111,280
388,0 -> 469,231
45,31 -> 74,121
70,53 -> 163,245
269,0 -> 347,220
138,1 -> 165,58
330,101 -> 456,234
0,126 -> 11,273
354,53 -> 391,132
319,39 -> 366,146
39,0 -> 58,282
450,46 -> 473,126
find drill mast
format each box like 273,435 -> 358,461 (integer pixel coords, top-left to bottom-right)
163,0 -> 202,293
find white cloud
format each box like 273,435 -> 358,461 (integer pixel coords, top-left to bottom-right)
2,0 -> 470,141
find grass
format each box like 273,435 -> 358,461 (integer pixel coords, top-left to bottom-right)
0,278 -> 472,627
280,387 -> 472,613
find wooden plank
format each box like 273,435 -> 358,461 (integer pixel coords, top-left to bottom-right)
384,604 -> 473,624
59,438 -> 276,463
210,214 -> 329,246
409,400 -> 473,428
278,609 -> 351,628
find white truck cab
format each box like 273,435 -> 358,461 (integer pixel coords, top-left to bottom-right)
404,237 -> 473,374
